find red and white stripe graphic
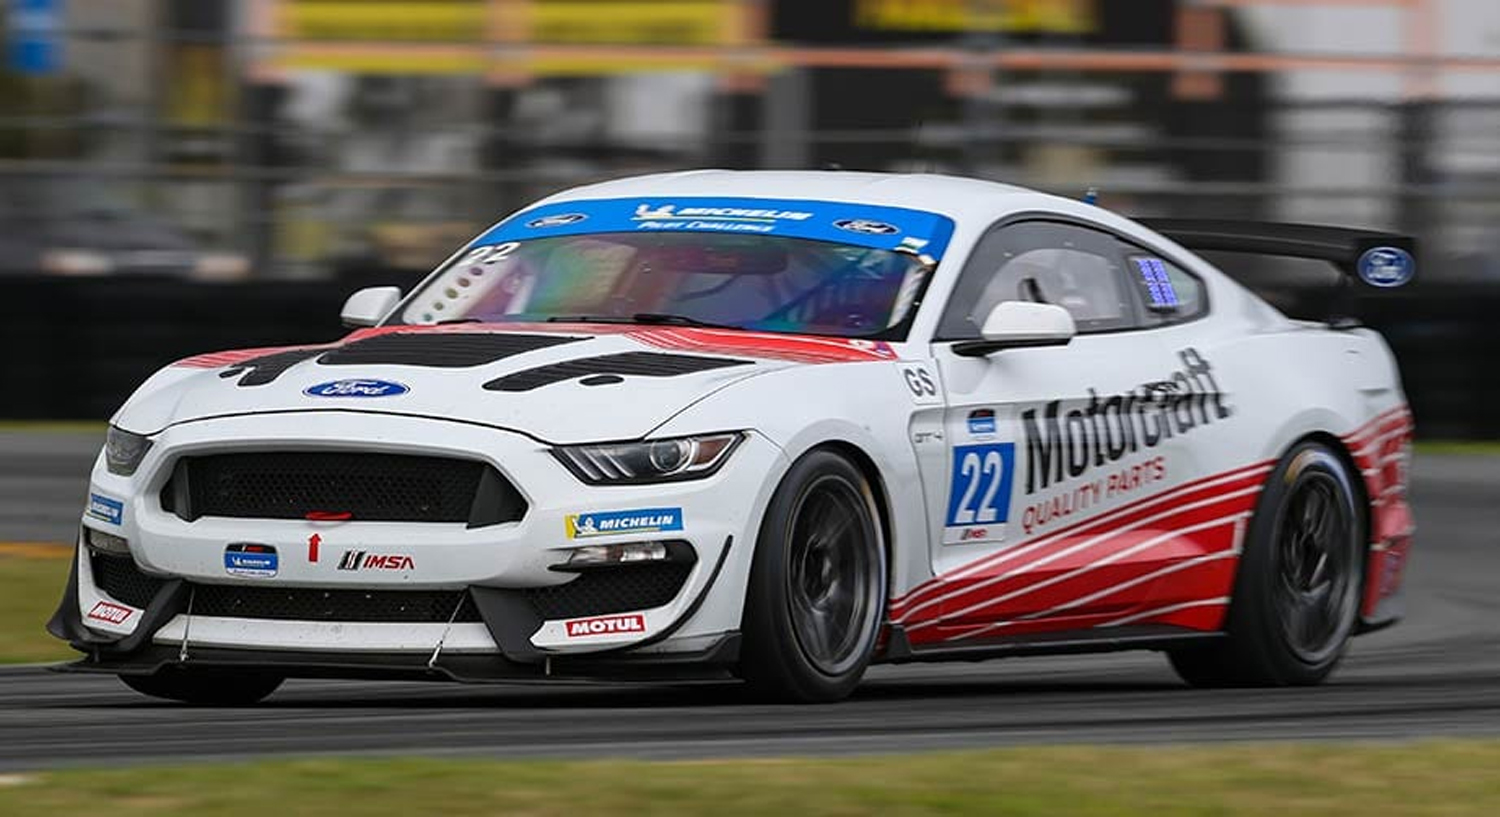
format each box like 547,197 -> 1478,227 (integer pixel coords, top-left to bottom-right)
1341,405 -> 1415,616
890,404 -> 1415,647
173,345 -> 319,369
627,327 -> 897,364
892,461 -> 1273,622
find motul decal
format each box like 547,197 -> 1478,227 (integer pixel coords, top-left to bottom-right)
336,550 -> 415,571
564,614 -> 646,638
87,601 -> 133,625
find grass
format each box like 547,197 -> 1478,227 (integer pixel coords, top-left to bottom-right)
0,551 -> 75,664
1,741 -> 1499,815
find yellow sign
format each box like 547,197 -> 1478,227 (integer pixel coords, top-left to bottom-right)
285,1 -> 487,43
533,1 -> 731,46
853,0 -> 1096,34
276,0 -> 740,74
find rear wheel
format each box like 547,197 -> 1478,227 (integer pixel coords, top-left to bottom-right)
1170,442 -> 1365,687
119,668 -> 284,705
740,450 -> 887,703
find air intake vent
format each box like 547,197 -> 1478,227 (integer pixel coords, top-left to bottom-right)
190,583 -> 481,623
319,332 -> 583,368
523,562 -> 692,619
484,351 -> 752,392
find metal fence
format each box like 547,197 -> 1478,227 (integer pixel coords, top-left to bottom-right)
1,1 -> 1498,434
3,0 -> 1499,280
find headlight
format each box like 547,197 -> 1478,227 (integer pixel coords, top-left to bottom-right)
104,426 -> 153,476
552,433 -> 743,485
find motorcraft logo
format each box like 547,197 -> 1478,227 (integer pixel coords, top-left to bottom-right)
565,507 -> 684,539
1022,348 -> 1231,494
87,600 -> 133,625
304,379 -> 410,398
337,551 -> 416,571
565,613 -> 646,638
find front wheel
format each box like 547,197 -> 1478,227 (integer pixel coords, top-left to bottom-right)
740,450 -> 887,703
120,668 -> 284,705
1170,442 -> 1365,687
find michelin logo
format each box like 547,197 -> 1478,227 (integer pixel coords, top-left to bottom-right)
566,507 -> 684,539
87,493 -> 124,526
633,203 -> 813,222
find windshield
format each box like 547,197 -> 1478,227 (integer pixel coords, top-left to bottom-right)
395,196 -> 955,339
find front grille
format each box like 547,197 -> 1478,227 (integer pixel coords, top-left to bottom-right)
92,552 -> 168,608
189,583 -> 480,623
161,452 -> 526,527
524,562 -> 693,620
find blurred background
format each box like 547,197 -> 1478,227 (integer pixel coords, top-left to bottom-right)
0,0 -> 1494,434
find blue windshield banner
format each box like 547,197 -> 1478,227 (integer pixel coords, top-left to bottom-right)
473,197 -> 956,259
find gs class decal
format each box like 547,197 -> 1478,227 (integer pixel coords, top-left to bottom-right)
900,363 -> 941,406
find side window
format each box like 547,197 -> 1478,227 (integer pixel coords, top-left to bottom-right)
937,221 -> 1139,339
1122,251 -> 1207,324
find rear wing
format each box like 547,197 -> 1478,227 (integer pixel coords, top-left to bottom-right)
1137,218 -> 1418,291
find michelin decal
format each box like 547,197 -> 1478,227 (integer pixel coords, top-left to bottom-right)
566,507 -> 684,539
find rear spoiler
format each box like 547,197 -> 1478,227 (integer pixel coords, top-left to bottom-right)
1138,218 -> 1418,290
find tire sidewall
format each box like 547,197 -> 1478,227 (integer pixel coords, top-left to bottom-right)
741,449 -> 887,702
1230,442 -> 1365,684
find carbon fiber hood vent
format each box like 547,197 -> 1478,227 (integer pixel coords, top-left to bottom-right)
222,332 -> 586,386
483,351 -> 754,392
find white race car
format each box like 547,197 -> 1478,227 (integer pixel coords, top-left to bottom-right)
50,171 -> 1416,703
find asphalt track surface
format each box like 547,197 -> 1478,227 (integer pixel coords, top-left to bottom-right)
1,431 -> 1497,769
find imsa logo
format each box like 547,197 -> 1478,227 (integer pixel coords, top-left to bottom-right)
565,614 -> 646,638
337,550 -> 416,571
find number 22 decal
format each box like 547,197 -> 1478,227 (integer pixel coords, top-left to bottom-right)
945,443 -> 1015,526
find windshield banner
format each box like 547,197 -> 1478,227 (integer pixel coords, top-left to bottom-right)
474,197 -> 956,259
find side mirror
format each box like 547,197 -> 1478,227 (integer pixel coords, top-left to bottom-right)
340,287 -> 402,328
953,301 -> 1076,357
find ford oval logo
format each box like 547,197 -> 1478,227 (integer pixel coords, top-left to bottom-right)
834,218 -> 900,236
303,379 -> 410,398
526,212 -> 587,228
1357,246 -> 1415,288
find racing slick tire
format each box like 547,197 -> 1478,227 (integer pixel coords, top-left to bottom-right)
1169,441 -> 1365,688
119,669 -> 285,705
739,449 -> 887,703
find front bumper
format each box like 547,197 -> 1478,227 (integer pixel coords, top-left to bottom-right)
58,411 -> 785,669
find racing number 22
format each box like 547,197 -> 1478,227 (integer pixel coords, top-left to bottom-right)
945,443 -> 1016,527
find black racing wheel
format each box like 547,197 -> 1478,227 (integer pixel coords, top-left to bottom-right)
1170,441 -> 1365,687
740,449 -> 887,703
120,668 -> 284,705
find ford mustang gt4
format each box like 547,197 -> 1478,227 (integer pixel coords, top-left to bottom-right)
50,171 -> 1416,703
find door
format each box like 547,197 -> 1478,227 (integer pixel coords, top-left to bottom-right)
897,220 -> 1227,646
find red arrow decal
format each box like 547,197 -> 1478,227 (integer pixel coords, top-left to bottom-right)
308,533 -> 322,563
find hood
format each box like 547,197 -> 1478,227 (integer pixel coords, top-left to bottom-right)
117,324 -> 900,443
